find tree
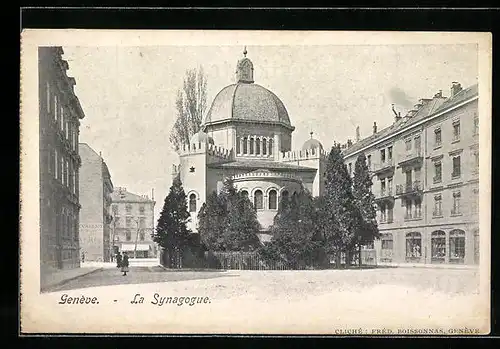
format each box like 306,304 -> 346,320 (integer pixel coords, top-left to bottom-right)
265,189 -> 322,268
198,191 -> 227,251
323,143 -> 364,267
221,178 -> 261,251
197,178 -> 261,252
352,152 -> 380,266
169,66 -> 208,151
153,176 -> 191,268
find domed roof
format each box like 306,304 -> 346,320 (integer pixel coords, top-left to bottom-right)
202,83 -> 292,127
190,131 -> 214,145
201,47 -> 293,130
302,132 -> 323,151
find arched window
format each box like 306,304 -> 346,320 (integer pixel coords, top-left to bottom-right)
405,232 -> 422,261
381,233 -> 393,262
431,230 -> 446,263
449,229 -> 465,263
249,137 -> 254,154
189,193 -> 197,212
236,137 -> 241,154
256,138 -> 261,154
254,190 -> 263,210
241,190 -> 249,198
243,137 -> 248,154
263,138 -> 267,155
268,190 -> 277,210
269,138 -> 273,155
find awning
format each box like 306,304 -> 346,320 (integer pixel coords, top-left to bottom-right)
120,244 -> 151,252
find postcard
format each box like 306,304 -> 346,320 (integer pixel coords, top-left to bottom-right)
20,29 -> 491,335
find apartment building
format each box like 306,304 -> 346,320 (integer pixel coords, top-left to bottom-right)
78,143 -> 114,262
343,82 -> 479,265
39,47 -> 85,272
110,187 -> 157,258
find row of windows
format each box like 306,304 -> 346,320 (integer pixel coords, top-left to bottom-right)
112,204 -> 147,215
377,188 -> 476,222
348,114 -> 479,173
378,197 -> 422,222
376,151 -> 477,197
46,82 -> 78,152
433,114 -> 478,148
381,229 -> 468,263
188,189 -> 291,212
433,151 -> 478,183
48,147 -> 77,194
120,230 -> 146,242
111,216 -> 148,229
236,136 -> 274,156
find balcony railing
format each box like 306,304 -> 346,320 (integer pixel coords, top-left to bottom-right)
398,150 -> 423,168
396,180 -> 423,196
372,159 -> 395,175
375,188 -> 394,203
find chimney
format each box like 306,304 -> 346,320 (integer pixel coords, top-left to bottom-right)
419,98 -> 431,106
347,139 -> 352,148
392,104 -> 401,123
451,82 -> 462,97
434,90 -> 443,98
99,151 -> 102,157
356,126 -> 360,142
373,121 -> 377,134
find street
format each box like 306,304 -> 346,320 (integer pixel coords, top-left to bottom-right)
47,266 -> 233,293
31,266 -> 485,334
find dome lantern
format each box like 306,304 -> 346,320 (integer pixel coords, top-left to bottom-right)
235,46 -> 254,84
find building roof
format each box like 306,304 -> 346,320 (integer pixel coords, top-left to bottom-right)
202,50 -> 292,129
208,160 -> 317,172
433,83 -> 478,114
342,83 -> 478,157
302,133 -> 324,151
111,187 -> 154,203
202,83 -> 292,128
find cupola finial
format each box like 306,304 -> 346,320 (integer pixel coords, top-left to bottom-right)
310,131 -> 314,139
243,46 -> 247,57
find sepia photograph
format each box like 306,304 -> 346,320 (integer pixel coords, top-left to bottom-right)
20,30 -> 491,335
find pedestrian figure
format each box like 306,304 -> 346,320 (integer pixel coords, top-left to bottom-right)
121,252 -> 129,276
116,252 -> 122,268
81,251 -> 85,263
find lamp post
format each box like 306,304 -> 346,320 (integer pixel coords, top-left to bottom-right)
133,217 -> 141,259
110,214 -> 117,262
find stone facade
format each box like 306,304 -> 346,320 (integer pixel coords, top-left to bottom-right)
78,143 -> 114,262
39,47 -> 85,272
110,188 -> 157,258
343,83 -> 479,265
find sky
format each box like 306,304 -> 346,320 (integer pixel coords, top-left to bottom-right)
62,44 -> 478,220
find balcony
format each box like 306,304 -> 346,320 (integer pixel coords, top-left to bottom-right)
398,150 -> 423,168
372,159 -> 395,176
374,188 -> 395,204
396,180 -> 423,198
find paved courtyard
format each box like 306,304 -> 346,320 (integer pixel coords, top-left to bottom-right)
47,266 -> 233,292
29,266 -> 487,334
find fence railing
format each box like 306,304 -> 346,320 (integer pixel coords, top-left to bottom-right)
204,250 -> 377,270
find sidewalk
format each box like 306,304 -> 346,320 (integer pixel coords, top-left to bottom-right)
40,266 -> 103,292
376,262 -> 478,270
